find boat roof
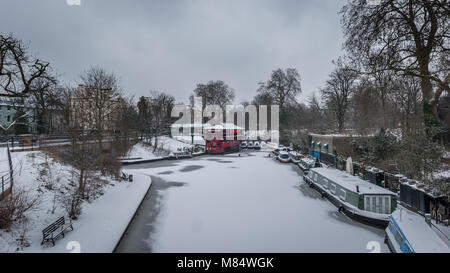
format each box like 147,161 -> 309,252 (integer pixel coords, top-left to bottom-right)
391,206 -> 450,253
300,157 -> 316,165
311,167 -> 395,195
203,123 -> 244,130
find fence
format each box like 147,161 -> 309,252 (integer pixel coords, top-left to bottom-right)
0,144 -> 13,201
5,134 -> 131,152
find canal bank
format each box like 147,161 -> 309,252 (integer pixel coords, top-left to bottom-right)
114,152 -> 388,252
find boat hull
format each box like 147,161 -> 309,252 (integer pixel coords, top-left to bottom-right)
303,176 -> 390,229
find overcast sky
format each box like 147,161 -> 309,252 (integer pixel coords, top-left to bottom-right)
1,0 -> 346,104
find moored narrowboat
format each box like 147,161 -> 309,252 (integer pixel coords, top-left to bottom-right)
289,151 -> 302,164
385,206 -> 450,253
298,156 -> 319,174
277,151 -> 291,163
240,141 -> 248,149
253,141 -> 261,150
303,167 -> 397,228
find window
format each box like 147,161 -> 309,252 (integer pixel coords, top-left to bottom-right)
365,195 -> 390,214
394,230 -> 403,246
339,189 -> 346,201
322,178 -> 328,189
384,197 -> 391,214
365,196 -> 371,212
329,183 -> 336,194
7,116 -> 10,122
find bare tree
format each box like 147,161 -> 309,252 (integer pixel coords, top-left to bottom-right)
257,68 -> 301,111
189,80 -> 235,110
350,78 -> 383,135
147,91 -> 175,151
391,75 -> 423,133
341,0 -> 450,123
321,59 -> 358,133
28,78 -> 65,134
0,34 -> 56,98
306,93 -> 326,131
78,67 -> 121,151
137,96 -> 152,140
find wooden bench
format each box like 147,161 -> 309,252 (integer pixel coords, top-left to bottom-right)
41,216 -> 74,246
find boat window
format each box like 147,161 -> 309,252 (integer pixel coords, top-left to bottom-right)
384,197 -> 391,214
365,196 -> 371,212
372,197 -> 377,213
364,195 -> 390,214
323,178 -> 328,189
339,189 -> 346,200
329,183 -> 336,194
394,230 -> 403,246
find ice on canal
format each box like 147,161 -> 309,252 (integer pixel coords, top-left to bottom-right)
124,152 -> 388,253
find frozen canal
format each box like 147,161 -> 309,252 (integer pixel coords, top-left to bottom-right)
115,152 -> 388,253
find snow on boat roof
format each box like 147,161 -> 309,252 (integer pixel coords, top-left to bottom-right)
391,207 -> 450,253
300,157 -> 316,165
203,123 -> 244,130
170,123 -> 244,130
311,167 -> 395,195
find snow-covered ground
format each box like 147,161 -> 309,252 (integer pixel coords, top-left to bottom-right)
0,149 -> 151,253
121,152 -> 388,252
172,135 -> 205,146
120,136 -> 195,163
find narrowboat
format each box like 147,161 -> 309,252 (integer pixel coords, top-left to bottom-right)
277,151 -> 291,163
289,151 -> 302,164
298,156 -> 319,174
253,141 -> 261,150
240,141 -> 248,149
385,206 -> 450,253
303,167 -> 397,228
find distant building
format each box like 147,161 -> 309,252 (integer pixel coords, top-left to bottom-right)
0,98 -> 37,134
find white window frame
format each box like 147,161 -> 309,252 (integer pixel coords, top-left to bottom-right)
322,178 -> 328,189
364,195 -> 391,214
329,183 -> 336,194
339,189 -> 346,201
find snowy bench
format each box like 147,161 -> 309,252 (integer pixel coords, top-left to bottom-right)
41,216 -> 74,246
